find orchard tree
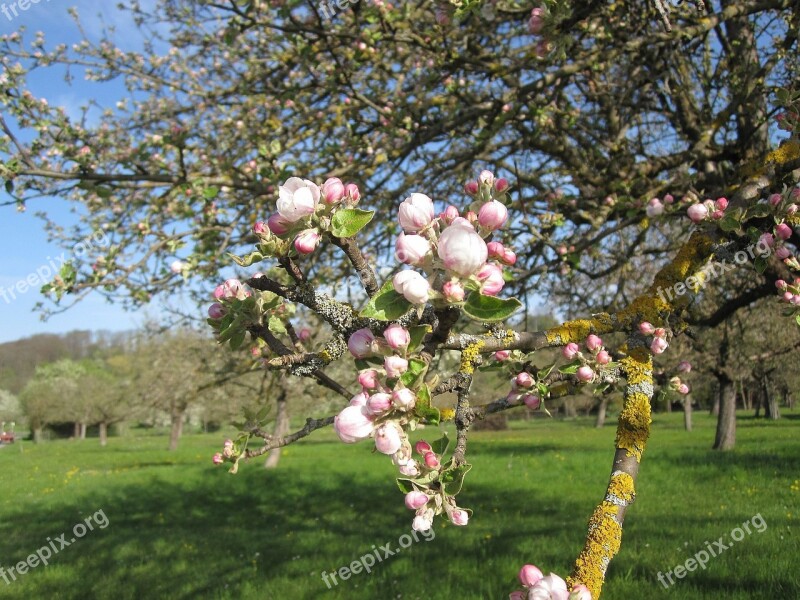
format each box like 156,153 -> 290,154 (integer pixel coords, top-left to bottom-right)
1,0 -> 800,598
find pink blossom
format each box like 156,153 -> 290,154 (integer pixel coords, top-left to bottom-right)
450,509 -> 469,526
677,361 -> 692,373
759,233 -> 775,248
412,512 -> 433,532
646,198 -> 664,218
349,391 -> 369,407
404,491 -> 429,510
477,263 -> 505,296
515,372 -> 534,388
769,193 -> 783,207
523,394 -> 541,410
212,453 -> 224,465
651,337 -> 669,354
639,321 -> 655,335
392,270 -> 430,305
478,170 -> 494,187
423,452 -> 440,469
277,177 -> 320,222
374,422 -> 403,454
715,197 -> 728,211
478,200 -> 508,230
437,218 -> 489,277
687,203 -> 708,223
528,7 -> 545,34
384,355 -> 409,378
358,369 -> 381,390
495,350 -> 511,361
776,247 -> 791,260
367,392 -> 392,414
414,440 -> 432,455
464,180 -> 479,196
568,584 -> 592,600
443,279 -> 466,302
392,388 -> 416,410
775,223 -> 793,240
322,177 -> 345,205
576,366 -> 594,383
654,327 -> 666,338
298,328 -> 311,341
596,350 -> 611,365
334,405 -> 374,443
348,328 -> 376,358
395,233 -> 432,266
495,178 -> 510,193
208,303 -> 226,319
267,213 -> 291,235
562,343 -> 580,360
213,278 -> 250,301
585,334 -> 603,352
167,260 -> 182,275
398,192 -> 435,232
294,229 -> 320,254
344,182 -> 361,203
501,249 -> 517,265
519,564 -> 544,587
787,204 -> 798,216
678,384 -> 690,395
384,324 -> 411,350
398,460 -> 420,477
531,573 -> 569,600
487,241 -> 505,259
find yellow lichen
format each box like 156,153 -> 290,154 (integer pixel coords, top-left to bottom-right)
440,408 -> 456,421
459,340 -> 484,374
616,348 -> 653,461
765,139 -> 800,166
544,317 -> 610,346
606,473 -> 636,504
567,502 -> 623,598
319,349 -> 332,362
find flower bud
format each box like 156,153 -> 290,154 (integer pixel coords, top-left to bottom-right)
334,405 -> 374,443
501,249 -> 517,265
367,392 -> 392,414
375,422 -> 403,455
576,366 -> 594,383
759,233 -> 775,248
414,440 -> 432,454
212,453 -> 224,465
322,177 -> 345,205
568,584 -> 592,600
395,233 -> 432,266
404,491 -> 429,510
654,327 -> 666,338
528,7 -> 544,34
442,205 -> 460,225
787,204 -> 798,216
562,342 -> 580,360
519,564 -> 544,588
384,355 -> 409,378
478,169 -> 494,187
715,197 -> 728,211
783,291 -> 793,302
495,178 -> 510,193
478,200 -> 508,230
677,361 -> 692,373
535,574 -> 569,598
277,177 -> 320,222
213,278 -> 250,301
596,350 -> 611,365
464,180 -> 479,196
398,459 -> 420,477
586,334 -> 603,352
775,279 -> 787,290
412,512 -> 433,532
348,328 -> 376,358
769,193 -> 782,207
509,593 -> 526,600
515,372 -> 534,388
208,303 -> 226,319
495,350 -> 511,361
678,383 -> 690,395
384,324 -> 411,350
477,263 -> 505,296
294,228 -> 321,254
687,203 -> 708,223
646,198 -> 664,218
443,280 -> 466,303
711,209 -> 725,220
267,213 -> 291,235
253,221 -> 269,235
450,509 -> 469,526
399,192 -> 435,232
775,223 -> 793,240
349,391 -> 369,407
437,218 -> 489,277
393,270 -> 431,305
487,241 -> 506,259
639,321 -> 655,335
663,194 -> 674,204
392,388 -> 416,410
523,394 -> 541,410
776,247 -> 791,260
651,337 -> 669,355
344,182 -> 361,203
423,452 -> 440,469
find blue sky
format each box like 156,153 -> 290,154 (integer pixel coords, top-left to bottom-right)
0,1 -> 159,343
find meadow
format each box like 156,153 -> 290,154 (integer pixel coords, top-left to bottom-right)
0,411 -> 797,599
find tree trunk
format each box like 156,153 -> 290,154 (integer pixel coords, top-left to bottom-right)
99,422 -> 108,447
73,422 -> 81,438
764,377 -> 780,420
265,391 -> 290,469
683,394 -> 693,432
709,384 -> 720,416
595,396 -> 609,428
33,425 -> 43,444
169,403 -> 186,451
79,422 -> 87,440
713,377 -> 736,450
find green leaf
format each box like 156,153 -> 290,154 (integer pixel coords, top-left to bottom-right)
430,433 -> 449,457
203,186 -> 220,199
718,213 -> 741,232
331,208 -> 374,238
396,478 -> 415,494
4,180 -> 13,194
415,385 -> 440,425
407,325 -> 430,353
558,359 -> 582,375
360,279 -> 412,321
753,256 -> 768,274
268,316 -> 286,334
228,250 -> 265,267
400,358 -> 427,388
746,204 -> 772,219
537,363 -> 555,381
229,329 -> 247,351
795,314 -> 800,327
440,462 -> 472,496
462,293 -> 522,322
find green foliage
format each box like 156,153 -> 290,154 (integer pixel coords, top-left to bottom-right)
463,293 -> 522,322
359,280 -> 412,321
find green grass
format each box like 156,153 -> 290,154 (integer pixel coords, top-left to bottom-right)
0,411 -> 798,599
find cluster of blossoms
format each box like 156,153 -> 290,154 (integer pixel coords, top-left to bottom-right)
776,278 -> 800,306
776,110 -> 799,132
639,322 -> 669,355
334,325 -> 469,530
526,6 -> 552,57
510,564 -> 591,600
391,169 -> 513,306
212,439 -> 235,465
667,360 -> 693,396
686,196 -> 730,223
562,334 -> 612,383
208,277 -> 253,319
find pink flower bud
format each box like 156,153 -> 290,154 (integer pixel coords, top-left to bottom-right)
322,177 -> 345,205
212,453 -> 224,465
787,204 -> 798,216
495,350 -> 511,361
213,278 -> 250,301
783,291 -> 794,302
253,221 -> 269,235
569,584 -> 592,600
678,384 -> 690,395
267,213 -> 291,235
654,327 -> 666,338
519,564 -> 544,587
487,241 -> 506,259
414,440 -> 432,455
395,233 -> 432,266
412,512 -> 433,532
775,279 -> 788,290
711,209 -> 725,220
404,491 -> 429,510
392,270 -> 430,304
450,509 -> 469,526
596,350 -> 611,365
464,180 -> 479,196
792,295 -> 800,305
792,188 -> 800,199
576,366 -> 594,383
384,356 -> 409,378
437,218 -> 489,277
523,394 -> 541,410
501,249 -> 517,265
769,193 -> 782,207
562,342 -> 580,360
477,263 -> 505,296
358,369 -> 380,390
208,303 -> 226,319
399,192 -> 435,232
277,176 -> 320,222
677,361 -> 692,373
775,223 -> 793,240
478,170 -> 494,187
509,592 -> 526,600
442,279 -> 466,303
478,200 -> 508,230
687,203 -> 708,223
715,197 -> 728,211
348,328 -> 376,358
334,405 -> 374,443
495,178 -> 510,193
776,247 -> 791,260
367,392 -> 392,414
170,260 -> 184,275
423,452 -> 440,469
639,321 -> 655,335
344,182 -> 360,203
759,233 -> 775,248
651,337 -> 669,355
646,198 -> 664,218
536,574 -> 569,598
442,204 -> 460,224
586,334 -> 603,352
294,229 -> 321,254
515,372 -> 534,388
392,388 -> 416,410
349,391 -> 369,406
384,324 -> 411,350
528,8 -> 544,34
398,460 -> 420,477
663,194 -> 674,204
375,422 -> 403,455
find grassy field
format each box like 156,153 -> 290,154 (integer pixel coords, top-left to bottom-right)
0,411 -> 798,600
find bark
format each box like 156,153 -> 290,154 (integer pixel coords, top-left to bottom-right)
265,392 -> 290,469
33,425 -> 43,444
595,396 -> 609,428
79,422 -> 87,440
713,376 -> 736,450
169,402 -> 186,451
73,422 -> 81,438
683,394 -> 693,432
764,377 -> 780,420
99,422 -> 108,447
709,391 -> 720,416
